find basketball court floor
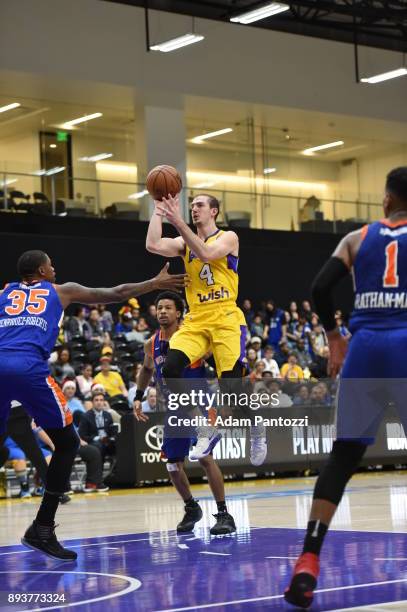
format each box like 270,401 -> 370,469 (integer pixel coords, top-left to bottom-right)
1,471 -> 407,611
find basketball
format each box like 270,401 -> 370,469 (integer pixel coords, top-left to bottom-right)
146,165 -> 182,201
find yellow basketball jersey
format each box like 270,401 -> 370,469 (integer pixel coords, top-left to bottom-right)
183,229 -> 239,311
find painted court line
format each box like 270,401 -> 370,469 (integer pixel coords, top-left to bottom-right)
199,551 -> 231,556
374,557 -> 407,561
153,577 -> 407,612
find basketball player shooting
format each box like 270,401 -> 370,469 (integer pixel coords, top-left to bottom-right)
146,189 -> 268,466
0,250 -> 186,560
285,167 -> 407,608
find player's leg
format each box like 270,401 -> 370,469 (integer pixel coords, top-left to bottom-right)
199,455 -> 236,535
162,435 -> 203,533
4,438 -> 31,498
285,329 -> 384,608
17,374 -> 79,560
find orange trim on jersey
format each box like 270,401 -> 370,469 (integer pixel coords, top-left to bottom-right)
3,283 -> 9,290
380,218 -> 407,228
46,376 -> 73,426
360,224 -> 369,241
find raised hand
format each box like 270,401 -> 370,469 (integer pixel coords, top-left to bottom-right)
133,399 -> 149,422
155,194 -> 183,227
153,262 -> 189,292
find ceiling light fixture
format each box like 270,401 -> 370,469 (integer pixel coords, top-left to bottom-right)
49,144 -> 57,149
128,190 -> 149,200
79,153 -> 113,162
32,167 -> 65,176
264,167 -> 277,174
302,140 -> 344,156
150,33 -> 204,53
191,128 -> 233,144
0,102 -> 21,114
230,2 -> 289,24
61,112 -> 102,129
0,179 -> 17,186
360,67 -> 407,84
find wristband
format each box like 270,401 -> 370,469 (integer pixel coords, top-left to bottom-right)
135,389 -> 144,402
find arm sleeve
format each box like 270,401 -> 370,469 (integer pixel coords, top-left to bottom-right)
311,257 -> 350,332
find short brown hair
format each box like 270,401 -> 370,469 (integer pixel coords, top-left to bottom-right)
196,193 -> 220,220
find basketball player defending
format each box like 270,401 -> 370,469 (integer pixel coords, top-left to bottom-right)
146,193 -> 267,466
0,250 -> 186,560
285,167 -> 407,608
134,291 -> 236,534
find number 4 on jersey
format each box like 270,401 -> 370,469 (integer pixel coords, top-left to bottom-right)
383,240 -> 399,288
199,263 -> 215,286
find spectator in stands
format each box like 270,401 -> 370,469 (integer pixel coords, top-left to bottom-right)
281,354 -> 304,382
288,301 -> 298,322
268,380 -> 293,408
141,388 -> 158,413
311,323 -> 328,355
125,316 -> 151,344
293,339 -> 313,370
115,311 -> 134,334
93,356 -> 128,398
275,340 -> 290,368
62,380 -> 86,423
301,300 -> 313,322
77,435 -> 109,493
241,299 -> 255,327
146,304 -> 159,331
50,346 -> 75,384
246,347 -> 258,372
76,363 -> 94,403
311,345 -> 330,379
260,345 -> 280,378
309,382 -> 331,406
336,315 -> 351,340
250,314 -> 265,338
286,311 -> 300,348
78,392 -> 117,461
66,306 -> 91,340
249,360 -> 266,385
250,336 -> 262,360
263,299 -> 287,350
88,308 -> 108,344
293,384 -> 310,406
97,304 -> 114,334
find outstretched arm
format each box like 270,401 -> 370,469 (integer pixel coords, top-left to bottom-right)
55,263 -> 187,308
134,338 -> 155,422
155,195 -> 238,261
146,208 -> 185,257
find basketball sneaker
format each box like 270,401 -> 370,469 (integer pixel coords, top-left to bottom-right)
176,503 -> 203,533
250,422 -> 268,466
21,521 -> 77,561
189,427 -> 222,460
210,512 -> 236,535
284,552 -> 320,608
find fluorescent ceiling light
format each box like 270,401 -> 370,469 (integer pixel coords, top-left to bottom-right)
188,170 -> 328,191
0,179 -> 17,186
79,153 -> 113,162
264,167 -> 277,174
61,112 -> 102,129
49,144 -> 57,149
302,140 -> 344,156
191,128 -> 233,144
0,102 -> 20,114
32,167 -> 65,176
360,67 -> 407,84
128,190 -> 149,200
150,33 -> 204,53
230,2 -> 289,24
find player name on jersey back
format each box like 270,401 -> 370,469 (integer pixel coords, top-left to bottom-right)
354,291 -> 407,309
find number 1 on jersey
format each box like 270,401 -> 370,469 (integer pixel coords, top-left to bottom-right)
383,240 -> 399,288
199,263 -> 215,286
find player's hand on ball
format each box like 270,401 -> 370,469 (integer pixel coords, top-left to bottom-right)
154,262 -> 188,292
133,400 -> 149,422
327,329 -> 348,379
155,194 -> 182,227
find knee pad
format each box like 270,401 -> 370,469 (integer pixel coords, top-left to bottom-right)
162,350 -> 190,380
314,440 -> 367,505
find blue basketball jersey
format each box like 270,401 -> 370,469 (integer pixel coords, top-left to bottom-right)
350,219 -> 407,332
0,280 -> 63,359
152,331 -> 207,385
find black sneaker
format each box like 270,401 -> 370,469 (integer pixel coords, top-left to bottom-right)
21,521 -> 77,561
210,512 -> 236,535
176,503 -> 203,533
59,494 -> 71,504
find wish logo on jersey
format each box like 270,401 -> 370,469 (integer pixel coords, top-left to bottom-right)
197,286 -> 230,303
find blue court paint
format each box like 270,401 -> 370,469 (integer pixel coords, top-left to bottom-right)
1,527 -> 407,610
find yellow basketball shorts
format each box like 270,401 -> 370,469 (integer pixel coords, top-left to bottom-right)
169,305 -> 248,376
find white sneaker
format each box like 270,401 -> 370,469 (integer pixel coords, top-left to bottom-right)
250,422 -> 268,466
189,427 -> 222,460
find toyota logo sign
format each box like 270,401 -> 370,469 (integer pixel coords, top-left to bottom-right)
145,425 -> 165,451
